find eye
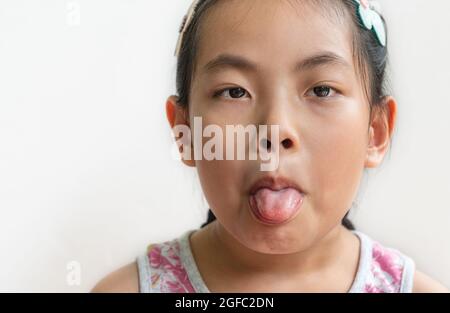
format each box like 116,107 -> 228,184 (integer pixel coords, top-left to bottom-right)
213,87 -> 250,100
306,85 -> 339,98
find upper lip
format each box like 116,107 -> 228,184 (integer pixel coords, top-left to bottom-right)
248,175 -> 305,195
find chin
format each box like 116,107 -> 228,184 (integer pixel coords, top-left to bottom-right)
235,223 -> 317,255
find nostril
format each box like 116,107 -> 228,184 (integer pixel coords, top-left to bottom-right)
260,138 -> 272,152
281,138 -> 293,149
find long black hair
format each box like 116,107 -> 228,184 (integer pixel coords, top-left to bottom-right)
175,0 -> 391,232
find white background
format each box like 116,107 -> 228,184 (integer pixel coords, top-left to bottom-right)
0,0 -> 449,292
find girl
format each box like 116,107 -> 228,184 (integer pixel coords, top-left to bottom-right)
92,0 -> 448,293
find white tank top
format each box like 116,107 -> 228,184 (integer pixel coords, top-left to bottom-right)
136,229 -> 415,293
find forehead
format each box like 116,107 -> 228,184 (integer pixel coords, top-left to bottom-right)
195,0 -> 354,77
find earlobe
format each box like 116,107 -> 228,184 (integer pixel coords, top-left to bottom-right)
364,96 -> 397,169
365,125 -> 383,168
165,95 -> 179,129
165,95 -> 196,168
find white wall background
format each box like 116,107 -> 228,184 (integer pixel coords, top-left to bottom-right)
0,0 -> 448,292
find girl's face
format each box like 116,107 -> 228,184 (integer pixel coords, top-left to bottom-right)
183,0 -> 381,254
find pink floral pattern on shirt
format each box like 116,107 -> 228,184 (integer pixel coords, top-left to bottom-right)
147,241 -> 195,292
143,234 -> 409,293
363,241 -> 405,293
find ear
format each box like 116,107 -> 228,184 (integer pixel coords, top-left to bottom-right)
364,96 -> 397,168
166,95 -> 196,167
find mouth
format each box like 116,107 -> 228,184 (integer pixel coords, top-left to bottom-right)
248,175 -> 305,226
249,175 -> 305,195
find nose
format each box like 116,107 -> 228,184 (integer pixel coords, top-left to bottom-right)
260,136 -> 294,151
258,99 -> 300,155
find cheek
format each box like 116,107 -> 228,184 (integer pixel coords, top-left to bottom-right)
190,99 -> 253,219
196,159 -> 250,227
305,104 -> 368,217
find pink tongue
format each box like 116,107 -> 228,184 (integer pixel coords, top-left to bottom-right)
252,188 -> 302,223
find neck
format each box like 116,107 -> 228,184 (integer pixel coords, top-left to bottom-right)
206,221 -> 350,277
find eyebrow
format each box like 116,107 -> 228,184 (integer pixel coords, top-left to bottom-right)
202,52 -> 351,74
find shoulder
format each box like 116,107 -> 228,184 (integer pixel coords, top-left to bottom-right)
360,235 -> 412,292
352,231 -> 412,293
413,269 -> 449,293
91,262 -> 139,293
358,231 -> 449,293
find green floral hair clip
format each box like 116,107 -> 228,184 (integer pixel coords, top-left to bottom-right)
353,0 -> 386,47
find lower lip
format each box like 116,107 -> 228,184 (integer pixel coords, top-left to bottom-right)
248,188 -> 304,226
